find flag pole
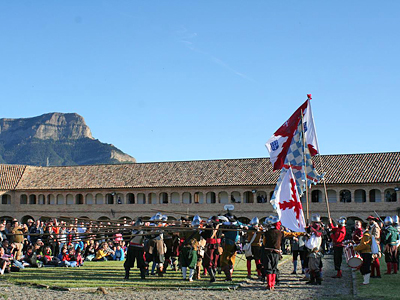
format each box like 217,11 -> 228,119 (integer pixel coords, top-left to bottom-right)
300,108 -> 309,223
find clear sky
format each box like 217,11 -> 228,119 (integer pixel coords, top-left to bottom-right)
1,1 -> 399,163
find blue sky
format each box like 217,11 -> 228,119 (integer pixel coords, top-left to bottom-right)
1,1 -> 399,163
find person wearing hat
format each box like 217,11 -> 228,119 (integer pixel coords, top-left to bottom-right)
329,217 -> 346,278
245,217 -> 263,279
201,216 -> 221,283
367,215 -> 382,278
383,216 -> 399,274
354,227 -> 373,285
124,218 -> 147,280
11,220 -> 27,261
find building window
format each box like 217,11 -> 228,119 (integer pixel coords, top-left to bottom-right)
327,190 -> 337,203
385,189 -> 397,202
340,190 -> 351,203
29,195 -> 37,205
127,193 -> 135,204
106,194 -> 114,204
369,189 -> 381,202
206,192 -> 216,204
311,190 -> 322,203
194,192 -> 204,204
160,193 -> 168,204
76,194 -> 84,205
355,190 -> 366,203
1,194 -> 11,205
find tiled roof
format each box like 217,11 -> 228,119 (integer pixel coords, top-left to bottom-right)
1,152 -> 399,191
0,164 -> 26,190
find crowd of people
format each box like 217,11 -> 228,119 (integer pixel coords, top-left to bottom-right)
0,211 -> 398,291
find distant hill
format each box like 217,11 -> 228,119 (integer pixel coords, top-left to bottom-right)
0,113 -> 136,166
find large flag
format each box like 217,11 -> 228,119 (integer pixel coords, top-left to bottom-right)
271,166 -> 306,232
270,119 -> 324,209
265,97 -> 319,170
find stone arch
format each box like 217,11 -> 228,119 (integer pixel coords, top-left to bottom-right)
327,190 -> 337,203
47,194 -> 56,205
369,189 -> 381,202
231,191 -> 241,203
117,193 -> 124,204
137,193 -> 146,204
340,190 -> 351,203
355,189 -> 366,203
1,194 -> 11,205
21,215 -> 34,224
38,194 -> 45,205
148,193 -> 157,204
194,192 -> 204,204
160,192 -> 168,204
238,217 -> 250,224
20,194 -> 28,205
219,191 -> 229,204
85,193 -> 94,205
0,216 -> 13,222
311,190 -> 323,203
95,193 -> 104,205
76,194 -> 84,205
105,194 -> 114,204
57,194 -> 64,205
384,188 -> 397,202
126,193 -> 135,204
206,192 -> 216,204
243,191 -> 254,203
98,216 -> 110,221
171,192 -> 180,204
66,194 -> 74,205
256,191 -> 267,203
182,192 -> 192,204
29,194 -> 37,205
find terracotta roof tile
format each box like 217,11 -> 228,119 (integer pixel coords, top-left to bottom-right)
0,164 -> 26,190
1,152 -> 399,191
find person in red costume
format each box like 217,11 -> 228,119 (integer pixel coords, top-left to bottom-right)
330,217 -> 347,278
352,220 -> 363,244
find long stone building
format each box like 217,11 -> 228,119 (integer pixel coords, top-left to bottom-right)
0,152 -> 399,225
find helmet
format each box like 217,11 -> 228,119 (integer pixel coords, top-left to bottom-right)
269,215 -> 280,224
337,218 -> 346,226
263,216 -> 272,225
311,214 -> 321,223
192,215 -> 202,227
134,217 -> 144,226
218,216 -> 229,223
393,215 -> 399,224
161,215 -> 168,222
385,216 -> 393,225
250,217 -> 259,226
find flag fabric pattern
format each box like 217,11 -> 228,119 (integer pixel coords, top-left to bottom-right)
271,166 -> 306,232
270,120 -> 324,205
265,99 -> 319,170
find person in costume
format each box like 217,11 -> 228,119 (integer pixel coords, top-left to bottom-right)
245,217 -> 263,279
354,227 -> 372,285
330,216 -> 346,278
307,247 -> 323,285
201,216 -> 221,283
352,220 -> 363,244
291,235 -> 306,274
367,215 -> 382,278
303,214 -> 324,281
383,216 -> 399,274
124,218 -> 147,280
220,215 -> 244,281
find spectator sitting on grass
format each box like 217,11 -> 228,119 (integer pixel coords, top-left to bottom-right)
42,246 -> 60,266
93,242 -> 113,261
0,247 -> 11,274
76,248 -> 84,266
23,245 -> 42,268
84,242 -> 96,261
113,244 -> 125,261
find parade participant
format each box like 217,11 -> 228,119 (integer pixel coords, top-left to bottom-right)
383,216 -> 399,274
261,215 -> 282,290
201,216 -> 221,283
352,220 -> 363,244
291,235 -> 306,274
179,216 -> 201,281
124,218 -> 147,280
307,247 -> 323,285
220,215 -> 244,281
354,227 -> 372,285
330,217 -> 346,278
303,214 -> 324,281
367,215 -> 382,278
245,217 -> 263,279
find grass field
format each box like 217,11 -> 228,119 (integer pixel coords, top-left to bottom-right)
356,257 -> 400,299
3,254 -> 290,289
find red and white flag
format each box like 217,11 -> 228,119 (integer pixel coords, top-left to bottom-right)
265,96 -> 319,170
271,166 -> 306,232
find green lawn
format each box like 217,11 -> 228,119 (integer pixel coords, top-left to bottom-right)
2,254 -> 290,289
356,257 -> 400,300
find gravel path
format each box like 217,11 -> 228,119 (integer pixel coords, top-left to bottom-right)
0,255 -> 353,300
